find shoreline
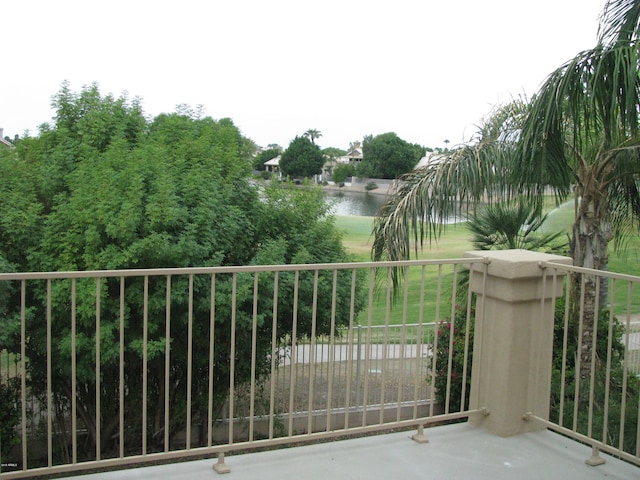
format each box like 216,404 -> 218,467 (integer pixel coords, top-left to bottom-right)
320,182 -> 392,197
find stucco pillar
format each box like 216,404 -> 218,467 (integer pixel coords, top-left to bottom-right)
464,249 -> 572,437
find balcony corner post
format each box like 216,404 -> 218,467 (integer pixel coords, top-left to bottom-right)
464,249 -> 572,437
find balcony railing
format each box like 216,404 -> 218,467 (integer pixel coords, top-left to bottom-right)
0,258 -> 483,478
1,251 -> 639,478
535,261 -> 640,466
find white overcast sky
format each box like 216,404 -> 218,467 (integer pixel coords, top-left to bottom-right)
2,0 -> 606,150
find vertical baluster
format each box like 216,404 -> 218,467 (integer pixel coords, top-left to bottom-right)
602,278 -> 616,447
249,272 -> 259,441
186,274 -> 193,449
95,278 -> 101,461
429,266 -> 442,418
558,276 -> 571,427
587,276 -> 602,439
46,279 -> 52,467
344,269 -> 357,429
164,275 -> 171,452
119,277 -> 125,458
142,276 -> 148,455
326,269 -> 338,432
573,273 -> 586,432
398,265 -> 410,420
461,263 -> 474,412
619,283 -> 633,451
71,279 -> 77,463
228,273 -> 237,444
362,268 -> 375,427
379,268 -> 392,423
268,272 -> 279,439
412,266 -> 426,419
287,271 -> 299,437
207,274 -> 216,448
307,270 -> 319,434
21,280 -> 28,470
444,266 -> 458,415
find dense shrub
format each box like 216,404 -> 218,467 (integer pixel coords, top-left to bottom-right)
332,164 -> 355,184
433,305 -> 473,413
0,376 -> 21,462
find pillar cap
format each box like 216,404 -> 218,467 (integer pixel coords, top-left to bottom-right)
464,249 -> 572,279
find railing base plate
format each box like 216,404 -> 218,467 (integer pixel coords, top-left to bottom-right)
411,425 -> 429,444
213,452 -> 231,474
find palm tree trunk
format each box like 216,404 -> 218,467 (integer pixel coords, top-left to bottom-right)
570,191 -> 612,383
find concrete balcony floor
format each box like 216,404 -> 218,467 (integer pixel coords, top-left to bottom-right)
72,422 -> 637,480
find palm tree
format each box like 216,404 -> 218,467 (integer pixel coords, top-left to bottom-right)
303,129 -> 322,144
517,0 -> 640,379
372,0 -> 640,381
467,200 -> 567,253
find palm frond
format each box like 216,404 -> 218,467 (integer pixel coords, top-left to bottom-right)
599,0 -> 640,46
518,42 -> 640,196
371,141 -> 521,264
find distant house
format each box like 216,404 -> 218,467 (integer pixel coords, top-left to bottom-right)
0,128 -> 14,148
336,147 -> 363,166
322,147 -> 363,182
264,155 -> 282,179
414,152 -> 444,169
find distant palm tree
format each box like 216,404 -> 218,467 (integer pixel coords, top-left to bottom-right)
304,129 -> 322,144
348,140 -> 362,154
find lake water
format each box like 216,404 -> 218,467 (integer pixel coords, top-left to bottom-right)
324,190 -> 387,217
323,189 -> 463,223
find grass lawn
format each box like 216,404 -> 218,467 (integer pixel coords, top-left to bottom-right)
335,216 -> 472,326
334,199 -> 640,326
335,216 -> 473,262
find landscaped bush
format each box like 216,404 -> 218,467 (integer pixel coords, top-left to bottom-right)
433,305 -> 473,413
0,376 -> 21,463
549,299 -> 639,455
364,182 -> 378,191
332,164 -> 355,184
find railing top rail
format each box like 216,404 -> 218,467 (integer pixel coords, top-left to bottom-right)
0,257 -> 488,281
542,260 -> 640,283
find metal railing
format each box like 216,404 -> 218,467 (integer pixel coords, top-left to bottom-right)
536,262 -> 640,467
0,258 -> 484,478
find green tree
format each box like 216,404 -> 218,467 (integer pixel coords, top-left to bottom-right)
0,85 -> 364,460
359,132 -> 426,179
322,146 -> 347,159
279,135 -> 325,178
